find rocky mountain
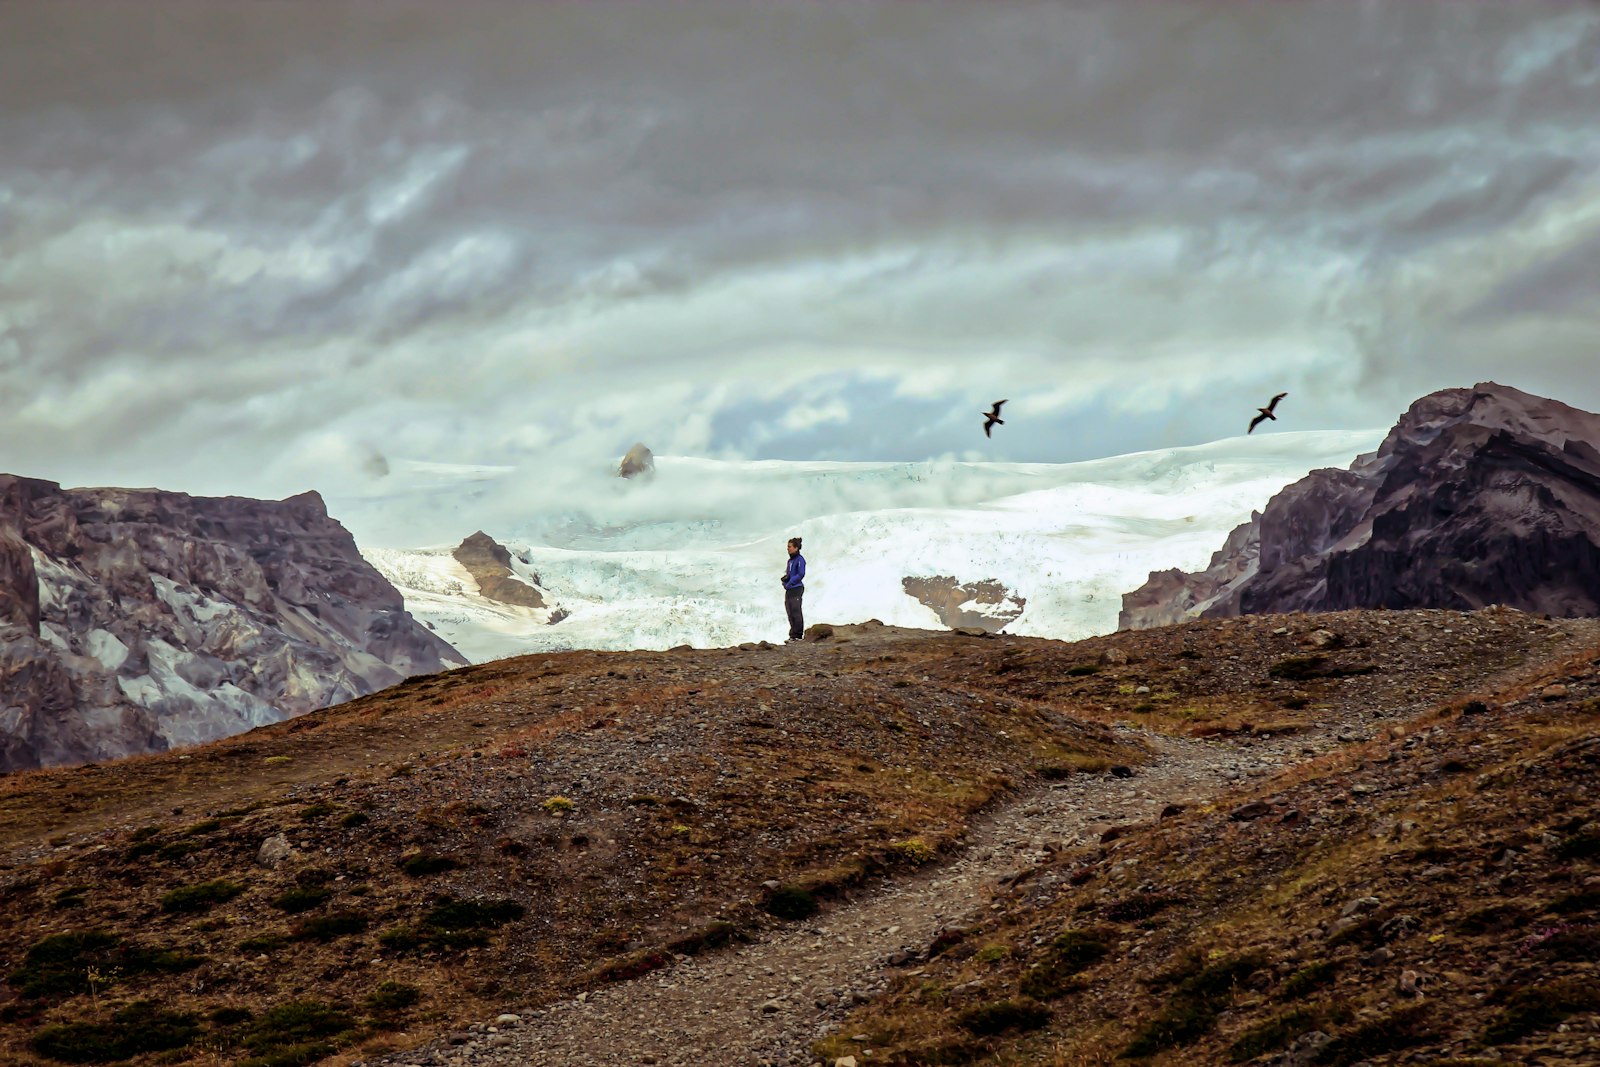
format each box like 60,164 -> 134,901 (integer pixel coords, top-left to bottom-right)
1121,382 -> 1600,629
452,531 -> 547,610
0,475 -> 465,772
901,575 -> 1026,633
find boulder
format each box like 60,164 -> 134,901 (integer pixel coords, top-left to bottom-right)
618,443 -> 655,479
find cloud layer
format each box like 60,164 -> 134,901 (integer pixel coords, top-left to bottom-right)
2,1 -> 1598,501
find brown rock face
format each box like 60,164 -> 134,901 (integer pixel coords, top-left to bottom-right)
452,531 -> 546,609
0,475 -> 465,771
1120,382 -> 1600,629
618,443 -> 655,479
902,576 -> 1026,633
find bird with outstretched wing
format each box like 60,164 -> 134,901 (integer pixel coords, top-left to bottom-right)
983,399 -> 1007,438
1248,392 -> 1287,434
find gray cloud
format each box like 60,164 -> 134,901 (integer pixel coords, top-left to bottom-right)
1,1 -> 1599,502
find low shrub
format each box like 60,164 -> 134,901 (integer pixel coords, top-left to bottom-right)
1312,1005 -> 1434,1066
398,852 -> 458,877
1482,979 -> 1600,1045
271,886 -> 333,914
1122,954 -> 1264,1058
30,1001 -> 198,1063
9,931 -> 203,999
293,912 -> 369,942
161,880 -> 245,914
764,884 -> 819,921
956,998 -> 1050,1036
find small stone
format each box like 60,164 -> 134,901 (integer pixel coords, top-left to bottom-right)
487,1034 -> 514,1048
256,833 -> 296,868
1362,946 -> 1394,966
446,1033 -> 472,1046
1134,685 -> 1151,695
1098,649 -> 1129,667
1540,684 -> 1569,701
851,1034 -> 870,1042
835,1058 -> 858,1067
1341,896 -> 1382,917
1159,803 -> 1185,819
1306,628 -> 1342,648
760,999 -> 783,1014
1396,969 -> 1424,998
1229,801 -> 1274,822
495,1014 -> 520,1026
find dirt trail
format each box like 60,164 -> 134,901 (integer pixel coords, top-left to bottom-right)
380,727 -> 1353,1065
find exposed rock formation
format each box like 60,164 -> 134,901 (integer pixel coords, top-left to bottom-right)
452,531 -> 546,609
902,575 -> 1026,633
0,475 -> 465,771
1120,383 -> 1600,629
618,443 -> 655,479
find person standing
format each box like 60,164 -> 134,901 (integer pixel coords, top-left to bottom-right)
782,537 -> 806,643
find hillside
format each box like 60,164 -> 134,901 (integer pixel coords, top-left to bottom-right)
0,611 -> 1595,1066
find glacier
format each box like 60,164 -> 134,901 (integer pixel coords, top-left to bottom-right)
338,430 -> 1382,662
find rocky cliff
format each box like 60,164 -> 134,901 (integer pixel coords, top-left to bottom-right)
0,476 -> 465,771
453,531 -> 547,609
1120,382 -> 1600,629
901,575 -> 1026,633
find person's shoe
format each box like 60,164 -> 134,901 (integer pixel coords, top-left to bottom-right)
785,636 -> 803,643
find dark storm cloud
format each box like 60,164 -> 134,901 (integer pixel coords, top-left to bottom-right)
1,1 -> 1598,499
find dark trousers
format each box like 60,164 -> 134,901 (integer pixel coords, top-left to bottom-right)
785,586 -> 804,640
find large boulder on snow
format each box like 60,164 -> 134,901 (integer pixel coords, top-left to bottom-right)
618,443 -> 655,479
902,576 -> 1026,633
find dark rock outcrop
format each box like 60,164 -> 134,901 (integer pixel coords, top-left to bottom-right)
0,475 -> 465,771
1120,383 -> 1600,628
618,443 -> 655,479
452,531 -> 546,609
902,576 -> 1026,633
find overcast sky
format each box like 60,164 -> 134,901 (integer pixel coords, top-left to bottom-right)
3,0 -> 1599,501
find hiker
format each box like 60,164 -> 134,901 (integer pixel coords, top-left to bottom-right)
782,536 -> 806,643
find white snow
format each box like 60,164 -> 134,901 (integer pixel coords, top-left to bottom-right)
343,430 -> 1383,662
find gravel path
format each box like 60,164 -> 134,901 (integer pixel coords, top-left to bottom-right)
379,727 -> 1324,1067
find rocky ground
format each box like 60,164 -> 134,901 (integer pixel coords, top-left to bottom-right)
1,609 -> 1596,1067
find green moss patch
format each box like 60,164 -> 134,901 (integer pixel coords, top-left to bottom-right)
30,1001 -> 199,1063
1313,1005 -> 1435,1067
8,930 -> 203,999
161,879 -> 246,914
271,886 -> 334,914
1019,927 -> 1114,1000
956,998 -> 1051,1036
292,912 -> 370,942
1482,979 -> 1600,1045
1121,954 -> 1263,1058
237,999 -> 358,1067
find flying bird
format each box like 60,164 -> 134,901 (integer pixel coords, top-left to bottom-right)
1248,392 -> 1287,434
982,399 -> 1007,438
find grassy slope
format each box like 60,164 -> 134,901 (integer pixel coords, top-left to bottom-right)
0,624 -> 1133,1066
816,619 -> 1600,1066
